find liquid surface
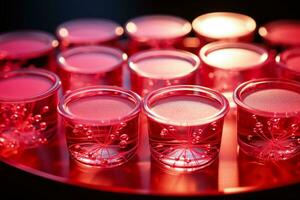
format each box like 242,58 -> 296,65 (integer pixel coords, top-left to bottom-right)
59,20 -> 119,42
194,15 -> 253,38
206,48 -> 264,69
127,16 -> 190,39
64,52 -> 120,73
0,75 -> 53,99
266,23 -> 300,45
243,89 -> 300,113
67,95 -> 135,121
151,95 -> 220,124
285,55 -> 300,73
0,38 -> 48,57
131,57 -> 194,78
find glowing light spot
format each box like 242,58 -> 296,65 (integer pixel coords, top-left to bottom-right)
126,22 -> 137,34
59,28 -> 69,38
258,27 -> 268,37
115,26 -> 124,36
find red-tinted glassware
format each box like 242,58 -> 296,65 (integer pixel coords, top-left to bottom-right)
56,18 -> 124,50
57,45 -> 126,93
192,12 -> 256,44
128,49 -> 200,96
143,85 -> 229,172
58,86 -> 141,167
0,31 -> 58,72
259,20 -> 300,50
234,78 -> 300,160
125,15 -> 192,54
276,48 -> 300,82
0,69 -> 61,156
199,42 -> 271,107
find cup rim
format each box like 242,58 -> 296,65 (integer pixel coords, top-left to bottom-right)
0,69 -> 61,103
125,14 -> 192,41
233,78 -> 300,117
199,41 -> 269,71
143,85 -> 229,126
56,18 -> 123,43
0,30 -> 58,59
192,12 -> 256,39
128,49 -> 200,79
57,86 -> 141,125
57,45 -> 127,74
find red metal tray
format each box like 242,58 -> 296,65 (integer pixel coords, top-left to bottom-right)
1,110 -> 300,198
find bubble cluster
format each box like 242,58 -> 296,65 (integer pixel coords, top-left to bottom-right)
0,104 -> 49,148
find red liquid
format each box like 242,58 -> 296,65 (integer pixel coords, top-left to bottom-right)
152,96 -> 220,124
63,94 -> 139,167
127,16 -> 190,39
206,48 -> 264,69
0,71 -> 60,154
0,75 -> 52,99
192,12 -> 256,43
133,57 -> 194,78
0,39 -> 49,58
58,47 -> 124,92
126,15 -> 191,53
67,96 -> 135,121
57,19 -> 123,49
237,88 -> 300,160
244,89 -> 300,112
64,52 -> 120,73
147,95 -> 224,171
0,31 -> 57,72
130,53 -> 198,96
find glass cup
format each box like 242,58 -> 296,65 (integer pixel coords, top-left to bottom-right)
125,15 -> 191,54
143,85 -> 229,172
128,49 -> 200,97
233,78 -> 300,160
0,69 -> 61,154
276,47 -> 300,82
56,18 -> 124,50
192,12 -> 256,44
259,20 -> 300,50
0,31 -> 58,72
57,45 -> 127,93
199,41 -> 271,107
58,86 -> 141,167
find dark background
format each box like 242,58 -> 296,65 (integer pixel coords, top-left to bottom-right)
0,0 -> 299,34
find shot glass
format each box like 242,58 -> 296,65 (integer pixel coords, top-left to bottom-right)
0,69 -> 61,153
125,15 -> 192,54
0,31 -> 58,72
56,18 -> 124,50
233,78 -> 300,160
58,86 -> 141,167
128,49 -> 200,96
199,41 -> 270,107
57,45 -> 126,92
192,12 -> 256,44
276,48 -> 300,82
143,85 -> 229,172
259,20 -> 300,50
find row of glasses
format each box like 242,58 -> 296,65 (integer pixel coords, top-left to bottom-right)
1,68 -> 299,170
2,13 -> 300,72
1,12 -> 300,171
